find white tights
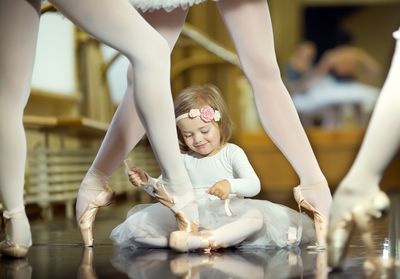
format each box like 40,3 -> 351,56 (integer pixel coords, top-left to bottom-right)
331,30 -> 400,223
86,0 -> 330,220
1,0 -> 196,246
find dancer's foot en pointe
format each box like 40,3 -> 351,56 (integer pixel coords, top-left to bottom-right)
76,168 -> 115,246
124,159 -> 199,234
0,206 -> 32,258
293,181 -> 332,250
327,181 -> 390,271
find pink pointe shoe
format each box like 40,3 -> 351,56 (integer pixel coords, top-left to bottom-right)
77,184 -> 115,246
0,207 -> 32,258
327,189 -> 390,270
293,183 -> 329,250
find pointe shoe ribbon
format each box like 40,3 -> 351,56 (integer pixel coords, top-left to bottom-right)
293,182 -> 328,250
153,182 -> 199,233
124,159 -> 200,232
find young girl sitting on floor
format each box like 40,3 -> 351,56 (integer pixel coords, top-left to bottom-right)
110,85 -> 315,252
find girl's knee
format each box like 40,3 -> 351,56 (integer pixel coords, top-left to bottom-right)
245,209 -> 264,229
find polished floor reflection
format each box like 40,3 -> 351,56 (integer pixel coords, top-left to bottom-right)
1,195 -> 399,279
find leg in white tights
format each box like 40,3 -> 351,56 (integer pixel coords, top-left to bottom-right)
0,0 -> 41,248
90,8 -> 189,177
78,10 -> 188,218
49,0 -> 198,223
216,0 -> 331,219
131,208 -> 263,250
330,31 -> 400,224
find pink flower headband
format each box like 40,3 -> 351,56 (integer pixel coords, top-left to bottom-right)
176,105 -> 221,123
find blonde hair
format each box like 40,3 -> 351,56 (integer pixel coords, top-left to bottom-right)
174,84 -> 233,152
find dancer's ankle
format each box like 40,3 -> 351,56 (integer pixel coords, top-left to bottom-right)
338,176 -> 380,197
298,179 -> 328,189
5,215 -> 32,247
82,167 -> 110,189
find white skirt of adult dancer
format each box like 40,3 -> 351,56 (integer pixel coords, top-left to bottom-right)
110,144 -> 316,250
129,0 -> 213,12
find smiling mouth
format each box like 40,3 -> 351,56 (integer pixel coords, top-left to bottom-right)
195,143 -> 208,148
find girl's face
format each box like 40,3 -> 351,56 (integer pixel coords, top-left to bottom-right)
177,116 -> 222,157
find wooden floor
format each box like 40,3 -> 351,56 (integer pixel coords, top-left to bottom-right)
0,195 -> 399,279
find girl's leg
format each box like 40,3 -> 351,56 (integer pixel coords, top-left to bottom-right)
76,8 -> 188,224
216,0 -> 331,218
170,209 -> 263,252
0,0 -> 41,250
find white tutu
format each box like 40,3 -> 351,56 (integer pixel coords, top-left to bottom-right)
130,0 -> 212,12
110,196 -> 316,249
292,75 -> 379,114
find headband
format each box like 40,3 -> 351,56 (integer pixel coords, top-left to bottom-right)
176,105 -> 221,123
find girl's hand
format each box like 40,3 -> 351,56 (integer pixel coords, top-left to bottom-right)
207,180 -> 231,200
124,159 -> 148,187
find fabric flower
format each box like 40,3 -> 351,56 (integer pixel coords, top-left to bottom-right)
189,109 -> 201,118
200,106 -> 215,122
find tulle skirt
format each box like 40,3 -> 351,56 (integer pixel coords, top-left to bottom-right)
110,196 -> 316,249
130,0 -> 213,12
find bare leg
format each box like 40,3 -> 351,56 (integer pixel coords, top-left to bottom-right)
0,0 -> 41,249
216,0 -> 331,221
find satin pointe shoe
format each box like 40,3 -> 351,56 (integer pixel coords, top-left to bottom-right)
169,230 -> 220,253
77,184 -> 115,247
327,190 -> 390,271
153,182 -> 199,234
124,159 -> 199,232
0,207 -> 32,258
293,183 -> 329,250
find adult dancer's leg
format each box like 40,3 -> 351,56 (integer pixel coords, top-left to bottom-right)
89,8 -> 188,177
0,0 -> 41,257
328,30 -> 399,270
47,0 -> 197,245
216,0 -> 331,246
79,9 -> 188,193
0,0 -> 40,257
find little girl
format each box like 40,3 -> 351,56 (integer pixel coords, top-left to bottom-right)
110,85 -> 315,252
